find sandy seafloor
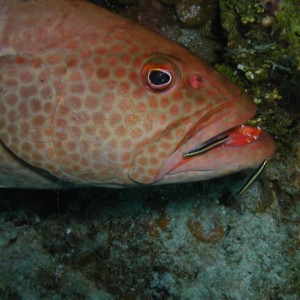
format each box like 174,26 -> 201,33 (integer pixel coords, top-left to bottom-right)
0,173 -> 299,299
1,0 -> 300,299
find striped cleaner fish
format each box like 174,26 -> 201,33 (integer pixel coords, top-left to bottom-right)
0,0 -> 275,189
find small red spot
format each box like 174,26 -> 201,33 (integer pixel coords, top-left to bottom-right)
54,66 -> 67,76
118,81 -> 130,95
47,54 -> 63,64
58,105 -> 69,115
67,57 -> 78,68
138,157 -> 148,165
121,152 -> 131,161
95,47 -> 107,55
148,145 -> 158,154
91,149 -> 102,161
159,113 -> 168,125
170,104 -> 179,116
21,142 -> 32,153
71,83 -> 85,94
44,128 -> 52,137
19,102 -> 29,117
85,96 -> 98,110
7,125 -> 17,134
93,111 -> 105,125
161,141 -> 171,150
82,63 -> 94,78
137,102 -> 146,112
67,141 -> 77,151
70,126 -> 81,137
85,125 -> 96,136
107,56 -> 117,65
32,151 -> 43,161
81,49 -> 91,58
129,71 -> 139,84
70,153 -> 79,161
101,128 -> 110,139
104,92 -> 114,103
115,67 -> 126,78
20,85 -> 37,97
7,94 -> 18,106
131,127 -> 142,138
111,44 -> 123,52
97,68 -> 109,79
121,55 -> 130,65
93,58 -> 101,65
172,91 -> 183,101
20,71 -> 34,82
80,157 -> 89,167
89,80 -> 101,93
122,139 -> 132,149
206,89 -> 217,100
129,45 -> 140,54
159,151 -> 167,159
5,79 -> 18,87
0,104 -> 6,116
132,87 -> 144,99
40,86 -> 53,99
133,57 -> 142,67
183,101 -> 192,113
44,103 -> 54,113
115,125 -> 126,137
125,114 -> 139,125
15,57 -> 26,64
56,118 -> 68,129
69,71 -> 82,81
149,168 -> 158,176
150,157 -> 159,165
149,96 -> 158,109
161,97 -> 170,108
119,100 -> 132,111
33,58 -> 42,68
32,115 -> 45,126
109,113 -> 122,126
107,80 -> 117,89
65,40 -> 79,50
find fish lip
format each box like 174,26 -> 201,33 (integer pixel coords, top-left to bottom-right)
155,111 -> 257,182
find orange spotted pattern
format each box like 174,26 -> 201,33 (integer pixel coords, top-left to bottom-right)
0,0 -> 275,188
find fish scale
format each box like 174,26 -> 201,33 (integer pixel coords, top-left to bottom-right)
0,0 -> 275,188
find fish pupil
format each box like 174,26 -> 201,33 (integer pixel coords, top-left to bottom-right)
148,70 -> 171,87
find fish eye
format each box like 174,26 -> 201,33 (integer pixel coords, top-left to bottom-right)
148,68 -> 172,90
141,57 -> 180,93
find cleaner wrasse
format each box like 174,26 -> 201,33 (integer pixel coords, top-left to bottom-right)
0,0 -> 275,188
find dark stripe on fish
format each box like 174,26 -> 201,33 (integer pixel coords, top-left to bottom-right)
237,160 -> 268,196
183,135 -> 229,158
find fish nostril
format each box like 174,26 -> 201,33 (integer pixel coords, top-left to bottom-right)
189,74 -> 205,89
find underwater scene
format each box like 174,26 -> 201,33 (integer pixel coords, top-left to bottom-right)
0,0 -> 299,299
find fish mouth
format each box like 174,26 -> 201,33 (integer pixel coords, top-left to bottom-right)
167,124 -> 263,174
155,114 -> 275,182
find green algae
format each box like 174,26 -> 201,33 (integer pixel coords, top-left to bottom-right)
275,0 -> 300,69
217,0 -> 299,138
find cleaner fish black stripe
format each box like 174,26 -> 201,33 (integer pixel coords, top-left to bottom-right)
183,135 -> 229,158
237,160 -> 268,196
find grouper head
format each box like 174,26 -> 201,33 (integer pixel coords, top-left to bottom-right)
0,0 -> 275,188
